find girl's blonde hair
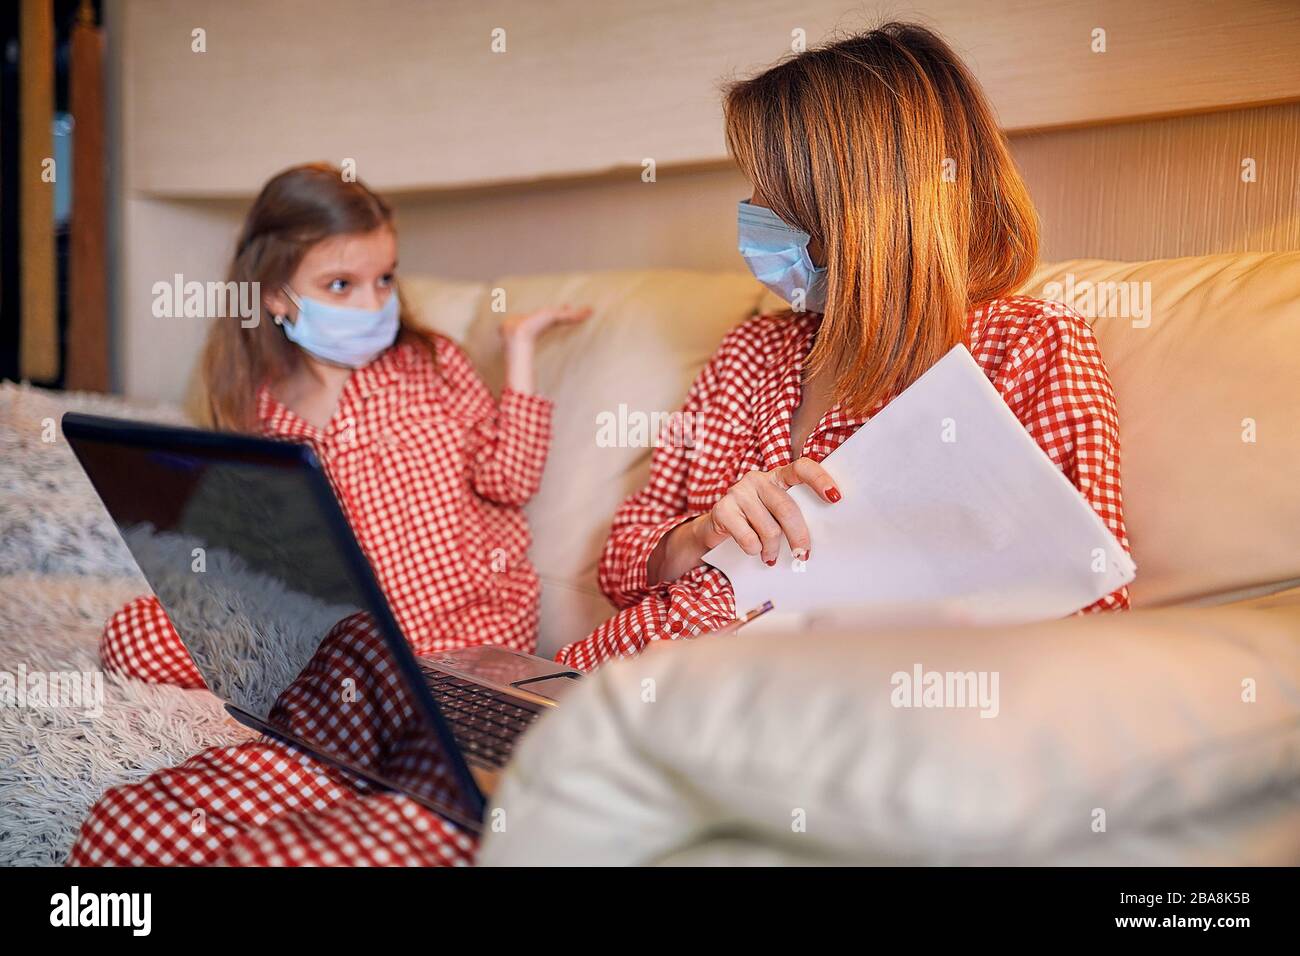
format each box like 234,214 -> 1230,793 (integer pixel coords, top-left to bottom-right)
723,22 -> 1039,414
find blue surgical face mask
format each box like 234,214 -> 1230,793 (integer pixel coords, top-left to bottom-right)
737,200 -> 827,313
277,285 -> 400,368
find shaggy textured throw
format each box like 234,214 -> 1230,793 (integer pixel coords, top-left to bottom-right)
0,383 -> 251,866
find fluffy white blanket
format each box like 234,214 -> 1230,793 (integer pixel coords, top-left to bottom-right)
0,383 -> 252,866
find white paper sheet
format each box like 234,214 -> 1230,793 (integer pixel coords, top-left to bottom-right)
703,344 -> 1136,629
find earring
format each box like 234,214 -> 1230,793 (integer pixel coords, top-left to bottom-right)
273,314 -> 286,326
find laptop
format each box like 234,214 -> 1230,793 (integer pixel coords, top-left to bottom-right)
63,412 -> 582,834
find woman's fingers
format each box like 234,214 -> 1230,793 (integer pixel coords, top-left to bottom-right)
706,458 -> 837,562
754,479 -> 811,560
731,482 -> 784,564
711,497 -> 762,556
774,456 -> 841,503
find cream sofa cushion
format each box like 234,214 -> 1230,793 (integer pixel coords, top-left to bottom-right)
460,270 -> 768,657
479,590 -> 1300,866
769,252 -> 1300,606
398,275 -> 489,343
1023,253 -> 1300,607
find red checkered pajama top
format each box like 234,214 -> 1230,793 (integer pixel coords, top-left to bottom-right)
555,297 -> 1131,671
72,335 -> 551,867
98,335 -> 554,687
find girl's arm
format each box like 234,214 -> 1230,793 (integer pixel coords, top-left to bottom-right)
459,307 -> 590,507
469,386 -> 554,507
499,305 -> 591,396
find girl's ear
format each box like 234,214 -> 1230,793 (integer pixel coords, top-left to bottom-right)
263,287 -> 294,325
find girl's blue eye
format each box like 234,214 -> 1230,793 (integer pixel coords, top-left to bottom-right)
328,279 -> 349,293
378,274 -> 394,288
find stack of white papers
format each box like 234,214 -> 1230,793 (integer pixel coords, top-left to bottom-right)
703,344 -> 1136,629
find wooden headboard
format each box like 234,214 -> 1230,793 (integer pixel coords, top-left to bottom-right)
106,0 -> 1300,401
1013,102 -> 1300,260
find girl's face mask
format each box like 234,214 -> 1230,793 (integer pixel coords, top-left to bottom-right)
277,285 -> 400,368
737,200 -> 827,313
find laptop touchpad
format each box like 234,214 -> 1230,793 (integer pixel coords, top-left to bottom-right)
511,673 -> 582,701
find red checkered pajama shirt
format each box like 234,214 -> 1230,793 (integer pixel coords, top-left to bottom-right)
98,335 -> 553,686
70,336 -> 550,867
554,297 -> 1131,671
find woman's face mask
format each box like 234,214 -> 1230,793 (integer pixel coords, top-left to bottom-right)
737,200 -> 827,313
277,285 -> 400,368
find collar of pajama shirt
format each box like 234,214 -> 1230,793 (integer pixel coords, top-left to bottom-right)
751,312 -> 890,466
253,340 -> 546,657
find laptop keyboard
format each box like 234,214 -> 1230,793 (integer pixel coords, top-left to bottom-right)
421,669 -> 544,768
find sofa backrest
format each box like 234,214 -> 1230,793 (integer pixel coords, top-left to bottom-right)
394,253 -> 1300,653
1022,253 -> 1300,608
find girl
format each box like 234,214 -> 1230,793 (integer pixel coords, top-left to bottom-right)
72,163 -> 586,865
99,163 -> 587,686
555,22 -> 1131,670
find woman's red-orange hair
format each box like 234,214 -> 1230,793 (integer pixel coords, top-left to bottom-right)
724,22 -> 1039,414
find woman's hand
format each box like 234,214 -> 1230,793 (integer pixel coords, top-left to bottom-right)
647,457 -> 841,584
695,457 -> 840,562
500,304 -> 592,393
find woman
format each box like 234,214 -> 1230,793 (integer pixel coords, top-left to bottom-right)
555,22 -> 1129,670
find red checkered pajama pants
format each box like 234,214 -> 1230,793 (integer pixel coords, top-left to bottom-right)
72,611 -> 477,866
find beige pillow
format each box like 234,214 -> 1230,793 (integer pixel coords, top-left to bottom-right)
480,592 -> 1300,865
398,275 -> 489,343
1023,253 -> 1300,607
465,269 -> 768,657
764,254 -> 1300,607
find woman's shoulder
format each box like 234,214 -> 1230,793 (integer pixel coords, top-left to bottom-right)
708,310 -> 816,370
969,295 -> 1106,367
969,295 -> 1117,417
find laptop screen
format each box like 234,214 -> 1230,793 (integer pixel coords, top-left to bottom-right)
65,417 -> 484,830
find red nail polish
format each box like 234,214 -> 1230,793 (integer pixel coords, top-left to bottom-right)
765,558 -> 776,567
826,487 -> 841,503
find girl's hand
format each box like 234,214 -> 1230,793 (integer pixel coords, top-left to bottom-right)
499,305 -> 591,395
500,304 -> 592,343
690,457 -> 841,565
